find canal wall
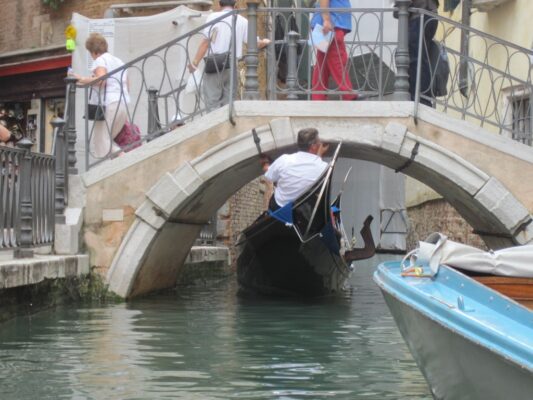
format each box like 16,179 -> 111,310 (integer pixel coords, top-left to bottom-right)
219,177 -> 271,268
0,255 -> 89,290
406,198 -> 487,250
0,254 -> 107,323
179,246 -> 232,285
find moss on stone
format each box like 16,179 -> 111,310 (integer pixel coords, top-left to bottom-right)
0,270 -> 123,324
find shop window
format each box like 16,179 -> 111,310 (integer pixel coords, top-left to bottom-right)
0,102 -> 30,146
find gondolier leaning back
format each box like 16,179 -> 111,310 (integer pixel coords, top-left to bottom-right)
261,128 -> 330,211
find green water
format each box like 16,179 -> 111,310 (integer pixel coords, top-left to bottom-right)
0,258 -> 431,399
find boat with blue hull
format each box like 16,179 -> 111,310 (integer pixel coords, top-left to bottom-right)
374,261 -> 533,400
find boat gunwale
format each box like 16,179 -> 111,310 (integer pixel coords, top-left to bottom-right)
374,262 -> 533,372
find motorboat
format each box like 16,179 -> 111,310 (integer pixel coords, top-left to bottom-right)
374,234 -> 533,399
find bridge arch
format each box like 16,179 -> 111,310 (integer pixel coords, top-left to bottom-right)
98,101 -> 533,298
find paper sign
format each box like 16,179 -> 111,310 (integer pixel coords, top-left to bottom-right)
87,19 -> 115,70
308,24 -> 333,53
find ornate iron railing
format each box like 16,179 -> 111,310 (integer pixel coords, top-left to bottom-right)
0,142 -> 55,255
0,147 -> 21,250
412,8 -> 533,141
69,3 -> 533,166
74,5 -> 409,168
0,80 -> 74,257
266,7 -> 399,100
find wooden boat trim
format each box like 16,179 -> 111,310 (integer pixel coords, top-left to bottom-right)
470,275 -> 533,309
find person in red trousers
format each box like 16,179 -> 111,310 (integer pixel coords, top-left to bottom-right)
310,0 -> 359,100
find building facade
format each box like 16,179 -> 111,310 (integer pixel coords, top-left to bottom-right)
406,0 -> 533,249
0,0 -> 209,153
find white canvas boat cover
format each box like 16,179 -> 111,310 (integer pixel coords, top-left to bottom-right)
403,232 -> 533,278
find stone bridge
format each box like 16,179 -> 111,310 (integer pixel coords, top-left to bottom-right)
81,101 -> 533,298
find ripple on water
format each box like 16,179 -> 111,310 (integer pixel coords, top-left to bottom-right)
0,258 -> 431,399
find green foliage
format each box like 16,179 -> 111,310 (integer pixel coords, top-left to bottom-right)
42,0 -> 66,10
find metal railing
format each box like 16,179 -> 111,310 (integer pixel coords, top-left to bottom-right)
196,215 -> 218,245
0,79 -> 74,257
77,10 -> 242,169
73,4 -> 407,168
411,8 -> 533,140
0,140 -> 56,256
266,7 -> 399,100
70,2 -> 533,167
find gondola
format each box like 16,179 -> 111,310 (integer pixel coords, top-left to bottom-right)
236,143 -> 375,297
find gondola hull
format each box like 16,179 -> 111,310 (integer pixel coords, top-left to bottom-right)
236,213 -> 350,297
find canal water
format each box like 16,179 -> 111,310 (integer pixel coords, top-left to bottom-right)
0,256 -> 431,399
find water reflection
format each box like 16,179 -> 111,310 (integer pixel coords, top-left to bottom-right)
0,255 -> 430,399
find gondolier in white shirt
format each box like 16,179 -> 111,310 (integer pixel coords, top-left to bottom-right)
261,128 -> 329,211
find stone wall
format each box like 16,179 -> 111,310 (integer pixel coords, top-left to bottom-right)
406,198 -> 487,251
219,177 -> 272,267
0,0 -> 207,54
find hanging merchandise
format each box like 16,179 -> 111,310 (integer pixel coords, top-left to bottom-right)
65,24 -> 77,52
0,104 -> 26,143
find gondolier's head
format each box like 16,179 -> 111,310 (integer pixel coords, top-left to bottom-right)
297,128 -> 328,156
297,128 -> 320,151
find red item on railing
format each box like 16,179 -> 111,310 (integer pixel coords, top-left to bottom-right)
114,121 -> 141,152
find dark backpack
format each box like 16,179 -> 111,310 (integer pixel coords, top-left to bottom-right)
429,39 -> 450,97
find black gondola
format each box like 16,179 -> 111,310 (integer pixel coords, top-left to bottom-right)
236,143 -> 375,297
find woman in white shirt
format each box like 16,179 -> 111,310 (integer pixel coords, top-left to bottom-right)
72,33 -> 130,158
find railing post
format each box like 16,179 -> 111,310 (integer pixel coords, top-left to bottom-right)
286,31 -> 299,100
147,87 -> 160,135
394,0 -> 411,100
244,0 -> 260,100
16,138 -> 34,258
52,117 -> 67,224
64,77 -> 78,173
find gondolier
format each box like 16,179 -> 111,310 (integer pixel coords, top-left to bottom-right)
239,138 -> 376,296
261,128 -> 330,210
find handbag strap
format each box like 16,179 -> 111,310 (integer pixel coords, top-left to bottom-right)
89,83 -> 106,105
89,56 -> 108,104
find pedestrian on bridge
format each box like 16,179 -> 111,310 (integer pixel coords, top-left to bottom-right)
188,0 -> 270,111
71,33 -> 130,159
310,0 -> 360,101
